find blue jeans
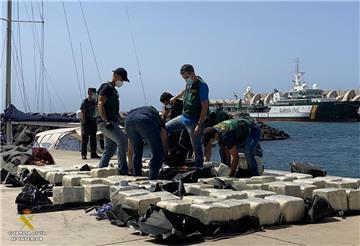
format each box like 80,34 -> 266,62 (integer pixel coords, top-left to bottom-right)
244,125 -> 261,176
98,122 -> 128,174
166,115 -> 203,167
125,116 -> 164,180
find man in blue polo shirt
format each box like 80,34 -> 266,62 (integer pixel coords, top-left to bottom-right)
166,64 -> 209,167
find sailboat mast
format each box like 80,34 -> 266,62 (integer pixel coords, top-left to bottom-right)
5,0 -> 12,143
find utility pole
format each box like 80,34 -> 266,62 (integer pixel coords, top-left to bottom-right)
5,0 -> 13,143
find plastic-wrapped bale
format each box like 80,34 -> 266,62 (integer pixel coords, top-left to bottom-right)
237,153 -> 264,175
83,184 -> 110,202
199,188 -> 225,196
149,180 -> 172,185
152,191 -> 180,201
102,176 -> 129,186
16,165 -> 36,176
123,194 -> 161,215
209,190 -> 247,200
265,195 -> 305,223
268,182 -> 301,197
250,176 -> 277,183
293,179 -> 326,188
53,186 -> 84,204
345,189 -> 360,211
111,189 -> 150,206
216,177 -> 239,185
198,178 -> 216,185
184,183 -> 213,195
275,176 -> 297,182
120,175 -> 148,182
182,196 -> 219,204
190,203 -> 230,225
213,199 -> 250,221
262,170 -> 288,177
34,166 -> 63,178
300,184 -> 318,199
90,167 -> 119,178
243,198 -> 281,226
285,173 -> 313,179
215,163 -> 231,177
313,188 -> 347,211
156,200 -> 193,215
45,172 -> 69,184
234,178 -> 264,185
110,185 -> 139,199
313,176 -> 342,183
62,174 -> 91,186
326,179 -> 359,189
68,171 -> 91,176
80,178 -> 106,185
243,189 -> 276,198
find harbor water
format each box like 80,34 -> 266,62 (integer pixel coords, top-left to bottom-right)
213,122 -> 360,178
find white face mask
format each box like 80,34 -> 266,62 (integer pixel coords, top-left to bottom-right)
212,140 -> 218,147
115,80 -> 124,88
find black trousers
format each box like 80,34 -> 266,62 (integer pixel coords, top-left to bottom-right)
81,121 -> 97,156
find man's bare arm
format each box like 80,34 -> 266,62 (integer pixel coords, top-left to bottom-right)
98,95 -> 108,122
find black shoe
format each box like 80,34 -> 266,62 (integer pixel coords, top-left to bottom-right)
82,155 -> 87,160
90,154 -> 101,159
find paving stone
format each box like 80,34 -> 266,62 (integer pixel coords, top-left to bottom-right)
243,189 -> 277,198
243,198 -> 281,226
346,189 -> 360,211
285,173 -> 313,179
268,182 -> 301,197
156,200 -> 193,215
152,191 -> 180,201
62,174 -> 91,186
275,176 -> 297,182
80,178 -> 106,185
250,176 -> 277,183
111,189 -> 150,206
209,190 -> 248,200
190,203 -> 230,224
313,188 -> 347,211
53,186 -> 84,204
265,195 -> 305,223
123,194 -> 161,215
293,179 -> 326,188
90,167 -> 119,178
45,171 -> 69,184
299,184 -> 318,199
83,184 -> 110,202
213,199 -> 251,221
182,196 -> 219,204
326,180 -> 359,189
184,183 -> 213,195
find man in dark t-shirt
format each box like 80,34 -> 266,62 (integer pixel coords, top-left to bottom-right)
125,106 -> 168,180
97,67 -> 129,175
80,88 -> 100,159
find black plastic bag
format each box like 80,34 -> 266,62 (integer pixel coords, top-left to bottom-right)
290,162 -> 327,178
15,184 -> 52,207
21,169 -> 49,188
173,166 -> 216,183
212,178 -> 235,190
1,168 -> 25,187
106,203 -> 139,227
79,164 -> 92,171
303,195 -> 335,223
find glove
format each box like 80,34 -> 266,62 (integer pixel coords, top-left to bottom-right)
105,121 -> 114,130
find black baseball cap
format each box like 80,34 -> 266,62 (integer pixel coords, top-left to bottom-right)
180,64 -> 194,74
112,67 -> 130,82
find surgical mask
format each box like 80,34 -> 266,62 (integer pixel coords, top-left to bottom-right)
212,140 -> 218,146
91,94 -> 97,100
186,78 -> 194,85
165,104 -> 172,110
115,80 -> 124,88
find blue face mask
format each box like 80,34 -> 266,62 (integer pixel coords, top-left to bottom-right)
186,78 -> 194,85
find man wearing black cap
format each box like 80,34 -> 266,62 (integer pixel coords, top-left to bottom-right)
165,64 -> 209,167
80,88 -> 100,160
97,67 -> 129,175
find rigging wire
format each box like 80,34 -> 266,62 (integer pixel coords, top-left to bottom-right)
79,0 -> 102,83
80,42 -> 86,97
61,0 -> 83,98
40,0 -> 45,112
0,33 -> 6,68
125,6 -> 147,105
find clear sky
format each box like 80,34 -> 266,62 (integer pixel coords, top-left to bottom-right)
1,0 -> 359,113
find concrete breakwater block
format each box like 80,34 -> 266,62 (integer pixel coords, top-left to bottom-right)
265,195 -> 305,223
62,174 -> 91,186
182,196 -> 219,204
243,190 -> 276,198
45,172 -> 69,184
156,200 -> 193,215
190,203 -> 230,224
293,179 -> 326,188
111,189 -> 150,206
83,184 -> 110,202
285,173 -> 313,179
152,191 -> 180,201
90,167 -> 119,178
326,180 -> 359,189
53,186 -> 84,204
250,176 -> 277,183
80,178 -> 106,185
313,188 -> 347,211
123,194 -> 161,215
213,199 -> 250,221
243,198 -> 281,226
299,184 -> 318,199
268,182 -> 301,197
209,190 -> 247,200
346,189 -> 360,211
184,183 -> 213,195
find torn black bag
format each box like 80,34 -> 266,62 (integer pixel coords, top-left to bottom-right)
290,162 -> 327,178
303,195 -> 335,223
21,169 -> 49,189
1,168 -> 25,187
105,203 -> 139,227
